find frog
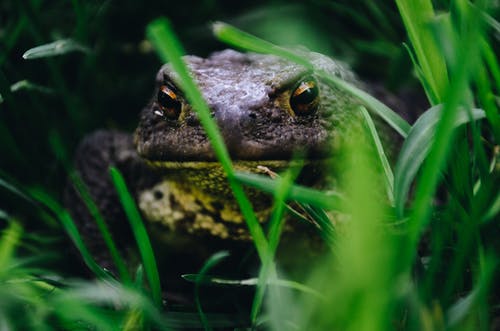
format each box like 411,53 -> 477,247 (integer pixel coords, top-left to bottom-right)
65,49 -> 367,291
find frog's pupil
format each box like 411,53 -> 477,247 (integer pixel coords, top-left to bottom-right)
290,80 -> 319,115
158,86 -> 181,119
295,84 -> 318,104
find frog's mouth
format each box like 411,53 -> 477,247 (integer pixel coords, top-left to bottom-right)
144,159 -> 302,171
143,158 -> 326,200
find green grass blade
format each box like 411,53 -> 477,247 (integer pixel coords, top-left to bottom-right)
360,106 -> 394,204
0,221 -> 22,268
482,192 -> 500,224
402,42 -> 440,106
298,203 -> 336,246
446,254 -> 497,328
251,165 -> 302,322
395,0 -> 449,103
22,39 -> 90,59
69,172 -> 131,284
51,281 -> 170,331
183,274 -> 323,299
480,38 -> 500,92
0,177 -> 35,205
212,22 -> 312,68
478,40 -> 500,142
49,130 -> 131,283
234,172 -> 344,211
146,17 -> 270,262
405,44 -> 484,263
109,167 -> 161,307
394,106 -> 486,217
318,73 -> 411,137
0,0 -> 42,66
10,80 -> 54,94
29,188 -> 113,281
267,164 -> 303,256
477,4 -> 500,34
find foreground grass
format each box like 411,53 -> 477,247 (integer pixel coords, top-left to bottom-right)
1,0 -> 499,330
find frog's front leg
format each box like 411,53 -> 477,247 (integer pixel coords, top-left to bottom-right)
64,130 -> 157,272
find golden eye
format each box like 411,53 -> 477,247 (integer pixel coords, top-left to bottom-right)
157,85 -> 182,120
290,78 -> 319,116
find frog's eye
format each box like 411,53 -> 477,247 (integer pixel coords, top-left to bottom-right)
157,85 -> 182,120
290,78 -> 319,116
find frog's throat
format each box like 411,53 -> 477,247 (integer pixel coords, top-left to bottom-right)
138,159 -> 326,240
138,179 -> 266,240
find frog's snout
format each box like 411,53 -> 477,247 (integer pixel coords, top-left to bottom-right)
213,105 -> 247,155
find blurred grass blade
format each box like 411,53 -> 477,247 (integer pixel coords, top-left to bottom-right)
360,106 -> 394,203
56,281 -> 248,329
52,281 -> 168,331
10,80 -> 54,94
0,177 -> 35,204
0,221 -> 22,268
183,274 -> 323,299
402,42 -> 439,105
395,0 -> 449,103
478,39 -> 500,142
480,38 -> 500,92
29,188 -> 113,281
213,22 -> 311,68
251,164 -> 302,322
70,172 -> 131,284
318,73 -> 411,137
476,4 -> 500,34
234,172 -> 344,211
134,265 -> 144,288
122,309 -> 145,331
483,192 -> 500,223
109,167 -> 161,307
0,209 -> 8,220
394,106 -> 486,217
49,131 -> 130,283
22,39 -> 90,59
446,255 -> 496,328
298,203 -> 336,246
267,163 -> 303,255
182,274 -> 255,286
401,1 -> 487,276
213,21 -> 411,138
146,17 -> 270,262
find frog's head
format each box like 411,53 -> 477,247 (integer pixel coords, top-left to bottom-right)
134,49 -> 359,165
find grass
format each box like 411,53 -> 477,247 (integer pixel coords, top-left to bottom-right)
0,1 -> 499,330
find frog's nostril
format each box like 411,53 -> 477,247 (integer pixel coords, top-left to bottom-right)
248,112 -> 257,119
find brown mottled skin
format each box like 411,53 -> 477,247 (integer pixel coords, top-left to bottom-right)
65,49 -> 407,294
